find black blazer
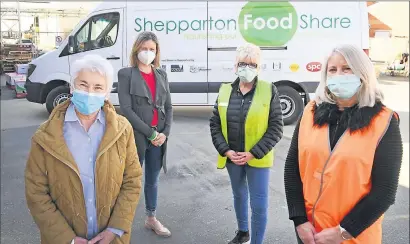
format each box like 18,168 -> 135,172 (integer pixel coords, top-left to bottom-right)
118,66 -> 173,172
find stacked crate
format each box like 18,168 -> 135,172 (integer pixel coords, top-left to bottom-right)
0,44 -> 33,73
1,44 -> 33,98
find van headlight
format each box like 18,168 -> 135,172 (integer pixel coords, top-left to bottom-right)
28,64 -> 36,77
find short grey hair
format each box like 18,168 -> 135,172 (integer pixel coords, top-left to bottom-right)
315,44 -> 384,108
70,54 -> 114,93
235,43 -> 261,69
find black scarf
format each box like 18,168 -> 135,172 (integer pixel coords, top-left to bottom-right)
312,102 -> 384,132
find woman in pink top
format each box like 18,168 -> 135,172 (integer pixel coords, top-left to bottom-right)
118,31 -> 173,237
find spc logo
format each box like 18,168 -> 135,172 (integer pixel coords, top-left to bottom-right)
306,62 -> 322,72
239,2 -> 298,46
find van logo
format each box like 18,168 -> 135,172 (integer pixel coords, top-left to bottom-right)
190,66 -> 207,73
273,61 -> 282,71
306,62 -> 322,72
134,3 -> 353,47
239,2 -> 298,46
289,63 -> 299,72
171,65 -> 184,72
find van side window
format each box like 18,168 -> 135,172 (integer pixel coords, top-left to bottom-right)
74,12 -> 120,53
76,23 -> 90,52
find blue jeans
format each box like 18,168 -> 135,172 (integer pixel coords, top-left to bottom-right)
226,163 -> 270,244
141,143 -> 162,217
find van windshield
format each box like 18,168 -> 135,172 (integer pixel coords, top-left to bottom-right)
74,12 -> 119,53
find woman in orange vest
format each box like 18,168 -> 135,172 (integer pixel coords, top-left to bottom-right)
284,44 -> 403,244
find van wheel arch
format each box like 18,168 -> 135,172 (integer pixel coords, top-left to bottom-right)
43,80 -> 70,114
41,80 -> 69,103
274,80 -> 309,125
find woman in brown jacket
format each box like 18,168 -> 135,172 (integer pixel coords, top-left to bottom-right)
25,54 -> 143,244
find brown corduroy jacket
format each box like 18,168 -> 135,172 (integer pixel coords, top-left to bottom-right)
25,100 -> 142,244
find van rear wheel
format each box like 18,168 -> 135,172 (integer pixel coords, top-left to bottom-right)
46,86 -> 71,114
278,86 -> 304,125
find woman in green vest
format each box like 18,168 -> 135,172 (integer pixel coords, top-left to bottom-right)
209,43 -> 284,244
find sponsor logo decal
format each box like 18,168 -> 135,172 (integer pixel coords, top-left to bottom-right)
190,65 -> 207,73
273,61 -> 282,71
161,65 -> 166,70
306,62 -> 322,72
171,65 -> 184,72
289,63 -> 299,72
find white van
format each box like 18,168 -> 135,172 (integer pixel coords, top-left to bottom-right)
25,1 -> 369,125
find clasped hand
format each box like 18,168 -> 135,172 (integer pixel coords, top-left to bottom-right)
151,132 -> 166,147
296,222 -> 344,244
73,229 -> 116,244
225,150 -> 254,165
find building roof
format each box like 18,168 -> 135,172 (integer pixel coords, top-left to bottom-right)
368,12 -> 392,37
367,2 -> 377,7
367,1 -> 409,37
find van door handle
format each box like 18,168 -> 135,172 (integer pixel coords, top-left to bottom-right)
107,56 -> 120,60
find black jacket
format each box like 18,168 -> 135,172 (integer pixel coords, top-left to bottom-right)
209,78 -> 284,161
118,67 -> 173,172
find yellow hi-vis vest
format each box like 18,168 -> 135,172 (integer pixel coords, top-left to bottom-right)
217,80 -> 275,169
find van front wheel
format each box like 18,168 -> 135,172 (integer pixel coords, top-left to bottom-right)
46,86 -> 71,114
278,86 -> 304,125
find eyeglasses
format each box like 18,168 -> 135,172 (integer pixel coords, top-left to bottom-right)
238,62 -> 258,69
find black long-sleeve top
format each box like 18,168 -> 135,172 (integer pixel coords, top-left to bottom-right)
284,102 -> 403,238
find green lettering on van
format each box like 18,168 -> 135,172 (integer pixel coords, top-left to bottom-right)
238,2 -> 298,46
134,2 -> 353,42
135,17 -> 236,34
299,14 -> 352,29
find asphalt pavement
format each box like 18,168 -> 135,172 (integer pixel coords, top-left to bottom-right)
1,75 -> 409,244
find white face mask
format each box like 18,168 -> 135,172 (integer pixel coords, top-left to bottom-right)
237,67 -> 257,83
137,50 -> 156,65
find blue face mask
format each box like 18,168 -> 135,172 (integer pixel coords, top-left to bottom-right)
71,90 -> 105,115
327,74 -> 361,99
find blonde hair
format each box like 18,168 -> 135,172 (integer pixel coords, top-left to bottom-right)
235,43 -> 261,71
315,44 -> 384,107
130,31 -> 161,68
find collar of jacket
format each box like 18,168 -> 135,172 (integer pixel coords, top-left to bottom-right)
130,67 -> 167,106
231,76 -> 258,92
312,101 -> 384,132
32,99 -> 128,175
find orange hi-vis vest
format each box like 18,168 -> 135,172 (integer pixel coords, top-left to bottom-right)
298,101 -> 395,244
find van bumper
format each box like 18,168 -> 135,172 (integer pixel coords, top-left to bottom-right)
25,78 -> 45,104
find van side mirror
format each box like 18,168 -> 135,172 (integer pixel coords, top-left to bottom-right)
68,36 -> 75,53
